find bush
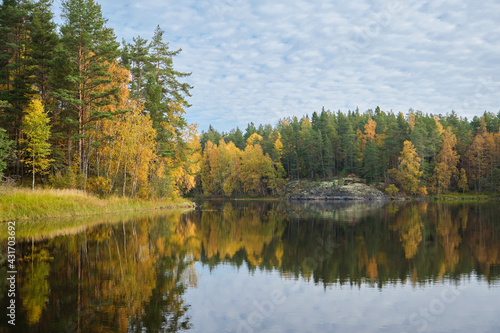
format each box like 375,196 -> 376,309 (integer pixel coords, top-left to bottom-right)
385,184 -> 399,197
86,176 -> 112,198
416,186 -> 428,196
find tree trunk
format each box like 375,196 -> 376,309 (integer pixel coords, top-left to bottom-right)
122,157 -> 128,197
32,151 -> 35,191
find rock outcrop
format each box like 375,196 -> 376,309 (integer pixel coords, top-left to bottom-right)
285,179 -> 389,201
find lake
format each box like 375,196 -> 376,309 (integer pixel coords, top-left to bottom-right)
1,200 -> 500,332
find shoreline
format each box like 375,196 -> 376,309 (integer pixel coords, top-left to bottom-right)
0,187 -> 193,222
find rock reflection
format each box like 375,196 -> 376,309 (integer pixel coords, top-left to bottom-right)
3,200 -> 500,332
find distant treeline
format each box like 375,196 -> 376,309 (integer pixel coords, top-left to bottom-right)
199,107 -> 500,196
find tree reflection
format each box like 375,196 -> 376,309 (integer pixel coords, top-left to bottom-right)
12,213 -> 195,332
186,201 -> 500,288
19,241 -> 52,325
5,200 -> 500,331
390,204 -> 424,259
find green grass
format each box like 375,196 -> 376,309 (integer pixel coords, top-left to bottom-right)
0,187 -> 192,222
430,192 -> 500,201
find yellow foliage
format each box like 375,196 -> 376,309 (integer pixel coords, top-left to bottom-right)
200,139 -> 242,196
172,124 -> 202,195
86,176 -> 112,197
385,184 -> 399,197
273,132 -> 283,160
397,140 -> 423,195
408,113 -> 416,132
434,115 -> 444,136
390,206 -> 423,259
93,65 -> 156,197
416,186 -> 428,196
433,126 -> 459,194
246,132 -> 263,146
364,117 -> 376,141
21,99 -> 53,189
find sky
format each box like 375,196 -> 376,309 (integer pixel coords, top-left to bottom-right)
52,0 -> 500,132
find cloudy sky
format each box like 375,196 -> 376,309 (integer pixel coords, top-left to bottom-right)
53,0 -> 500,132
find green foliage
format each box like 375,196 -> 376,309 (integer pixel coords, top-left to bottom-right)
0,0 -> 37,143
0,127 -> 14,178
0,2 -> 198,199
27,0 -> 59,101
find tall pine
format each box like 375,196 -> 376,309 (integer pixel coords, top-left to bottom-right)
54,0 -> 119,172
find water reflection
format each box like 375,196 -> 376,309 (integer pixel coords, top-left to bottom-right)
1,201 -> 500,331
190,201 -> 500,287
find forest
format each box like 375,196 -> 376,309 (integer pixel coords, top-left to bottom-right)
0,0 -> 199,198
201,107 -> 500,197
1,0 -> 500,199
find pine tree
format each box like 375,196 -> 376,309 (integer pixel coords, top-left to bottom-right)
244,122 -> 257,141
122,35 -> 150,99
0,0 -> 36,165
364,140 -> 379,183
55,0 -> 119,172
27,0 -> 59,102
144,26 -> 192,144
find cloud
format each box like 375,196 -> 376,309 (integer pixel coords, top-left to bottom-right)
52,0 -> 500,131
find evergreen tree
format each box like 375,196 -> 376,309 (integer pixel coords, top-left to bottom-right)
0,0 -> 34,134
122,35 -> 150,99
342,122 -> 356,174
364,140 -> 379,183
458,168 -> 468,193
55,0 -> 120,172
226,127 -> 245,150
27,0 -> 59,102
244,122 -> 257,141
0,127 -> 14,179
200,125 -> 222,150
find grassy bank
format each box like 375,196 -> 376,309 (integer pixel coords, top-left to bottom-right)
0,187 -> 193,222
430,192 -> 500,201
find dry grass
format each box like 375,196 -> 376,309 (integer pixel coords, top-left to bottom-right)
0,187 -> 192,222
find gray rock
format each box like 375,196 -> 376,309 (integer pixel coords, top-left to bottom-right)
285,180 -> 389,201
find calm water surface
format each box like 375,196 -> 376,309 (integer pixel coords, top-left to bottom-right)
1,200 -> 500,332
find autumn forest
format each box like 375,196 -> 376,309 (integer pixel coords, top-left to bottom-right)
1,0 -> 500,198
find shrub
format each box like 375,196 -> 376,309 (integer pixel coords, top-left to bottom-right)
86,176 -> 112,198
385,184 -> 399,197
